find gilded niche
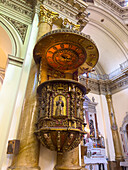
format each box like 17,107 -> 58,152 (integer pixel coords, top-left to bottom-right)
54,95 -> 66,116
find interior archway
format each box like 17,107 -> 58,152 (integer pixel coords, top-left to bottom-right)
0,26 -> 12,89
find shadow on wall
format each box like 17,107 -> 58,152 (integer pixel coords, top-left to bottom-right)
39,145 -> 57,170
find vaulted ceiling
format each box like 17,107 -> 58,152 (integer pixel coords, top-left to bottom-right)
82,3 -> 128,75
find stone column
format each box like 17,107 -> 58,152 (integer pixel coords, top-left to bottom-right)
65,73 -> 73,79
106,94 -> 123,161
37,5 -> 59,83
55,147 -> 81,170
8,5 -> 58,170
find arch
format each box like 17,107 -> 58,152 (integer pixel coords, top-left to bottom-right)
0,15 -> 22,88
0,15 -> 22,57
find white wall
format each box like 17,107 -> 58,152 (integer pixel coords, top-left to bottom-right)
112,88 -> 128,155
39,146 -> 57,170
113,88 -> 128,129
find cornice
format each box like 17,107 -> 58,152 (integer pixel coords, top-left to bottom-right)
0,0 -> 33,22
79,73 -> 128,95
8,55 -> 24,67
110,74 -> 128,94
87,5 -> 128,56
87,4 -> 128,35
79,59 -> 128,95
41,0 -> 89,30
95,0 -> 128,22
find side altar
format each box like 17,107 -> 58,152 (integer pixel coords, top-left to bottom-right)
80,97 -> 107,170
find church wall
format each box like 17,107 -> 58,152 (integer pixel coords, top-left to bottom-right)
0,65 -> 22,169
112,87 -> 128,155
87,93 -> 115,161
39,146 -> 57,170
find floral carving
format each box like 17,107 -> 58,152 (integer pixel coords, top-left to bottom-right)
0,14 -> 28,43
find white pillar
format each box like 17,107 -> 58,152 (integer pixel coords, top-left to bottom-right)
0,12 -> 39,170
0,64 -> 22,168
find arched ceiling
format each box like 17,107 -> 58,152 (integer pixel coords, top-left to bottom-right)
82,4 -> 128,74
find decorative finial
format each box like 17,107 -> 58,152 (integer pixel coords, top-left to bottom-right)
63,18 -> 80,31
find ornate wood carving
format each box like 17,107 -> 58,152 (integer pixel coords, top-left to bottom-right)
35,79 -> 86,152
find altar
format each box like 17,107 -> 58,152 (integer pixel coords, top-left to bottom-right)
84,148 -> 107,170
80,96 -> 108,170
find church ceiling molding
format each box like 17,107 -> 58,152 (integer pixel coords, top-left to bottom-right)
0,14 -> 28,44
0,0 -> 33,22
79,75 -> 128,95
88,5 -> 128,36
42,0 -> 89,29
88,20 -> 128,60
95,62 -> 106,75
42,0 -> 78,20
95,0 -> 128,21
87,6 -> 128,57
110,74 -> 128,94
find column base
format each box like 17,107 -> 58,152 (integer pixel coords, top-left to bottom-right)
8,166 -> 40,170
55,165 -> 81,170
108,161 -> 123,170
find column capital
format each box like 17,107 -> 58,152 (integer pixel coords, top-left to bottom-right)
106,94 -> 112,101
39,5 -> 59,26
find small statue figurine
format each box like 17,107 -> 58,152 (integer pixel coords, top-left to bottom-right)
55,96 -> 64,116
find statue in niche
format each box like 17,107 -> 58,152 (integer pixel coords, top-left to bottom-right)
55,96 -> 64,116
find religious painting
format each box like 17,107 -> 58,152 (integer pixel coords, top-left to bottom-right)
53,95 -> 66,116
89,119 -> 95,137
7,140 -> 20,154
